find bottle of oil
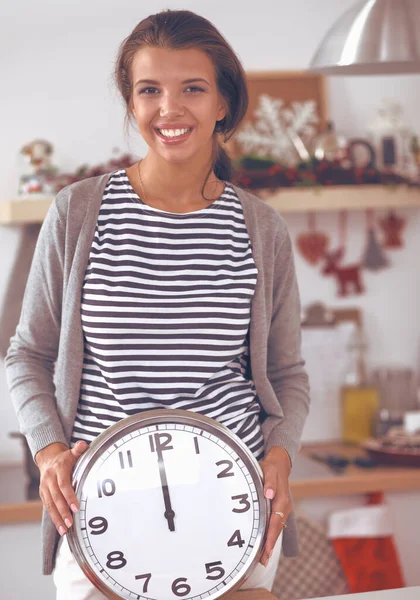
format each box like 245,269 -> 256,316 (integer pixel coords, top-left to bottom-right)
341,327 -> 379,444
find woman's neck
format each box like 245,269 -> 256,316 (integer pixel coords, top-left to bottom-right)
139,152 -> 223,206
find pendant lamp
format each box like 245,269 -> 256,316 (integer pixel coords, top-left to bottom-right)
308,0 -> 420,75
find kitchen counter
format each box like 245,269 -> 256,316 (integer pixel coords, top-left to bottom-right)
1,441 -> 419,524
300,586 -> 420,600
291,441 -> 420,499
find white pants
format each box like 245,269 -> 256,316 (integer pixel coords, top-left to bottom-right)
53,531 -> 283,599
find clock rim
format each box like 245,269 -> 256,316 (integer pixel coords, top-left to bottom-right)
67,408 -> 270,600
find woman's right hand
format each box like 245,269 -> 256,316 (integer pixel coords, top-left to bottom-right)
36,440 -> 88,536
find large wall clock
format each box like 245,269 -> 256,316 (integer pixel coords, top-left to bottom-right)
67,408 -> 269,600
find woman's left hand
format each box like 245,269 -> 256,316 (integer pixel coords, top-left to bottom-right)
259,446 -> 293,566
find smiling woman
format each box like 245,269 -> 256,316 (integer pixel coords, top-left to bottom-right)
114,11 -> 249,210
4,8 -> 310,600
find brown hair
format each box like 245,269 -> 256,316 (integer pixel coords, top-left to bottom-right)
113,9 -> 248,198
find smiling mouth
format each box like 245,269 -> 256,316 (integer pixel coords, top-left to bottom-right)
155,127 -> 193,141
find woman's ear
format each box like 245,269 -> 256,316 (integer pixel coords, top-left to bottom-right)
217,96 -> 228,122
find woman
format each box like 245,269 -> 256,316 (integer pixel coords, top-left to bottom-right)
5,9 -> 310,599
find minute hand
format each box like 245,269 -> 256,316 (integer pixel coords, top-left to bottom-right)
156,447 -> 176,532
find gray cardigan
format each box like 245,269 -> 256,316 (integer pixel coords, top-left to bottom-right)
5,172 -> 310,575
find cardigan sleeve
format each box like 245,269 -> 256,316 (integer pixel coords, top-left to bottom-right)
4,199 -> 68,459
264,220 -> 311,466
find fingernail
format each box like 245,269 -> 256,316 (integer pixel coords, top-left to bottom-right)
71,504 -> 78,513
269,549 -> 273,559
59,526 -> 67,536
263,557 -> 269,567
265,488 -> 275,500
65,518 -> 72,528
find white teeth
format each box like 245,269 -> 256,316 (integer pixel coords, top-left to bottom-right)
158,128 -> 191,138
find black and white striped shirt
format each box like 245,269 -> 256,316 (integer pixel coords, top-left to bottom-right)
71,169 -> 264,459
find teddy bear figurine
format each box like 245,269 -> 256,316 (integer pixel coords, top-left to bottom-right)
18,139 -> 59,196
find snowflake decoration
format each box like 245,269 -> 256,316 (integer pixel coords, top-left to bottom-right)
236,94 -> 319,165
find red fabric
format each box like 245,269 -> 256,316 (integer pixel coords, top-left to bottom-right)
331,536 -> 405,593
331,493 -> 405,593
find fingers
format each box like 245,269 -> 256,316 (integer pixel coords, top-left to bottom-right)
261,510 -> 286,565
263,461 -> 278,501
39,441 -> 88,536
41,482 -> 74,536
40,465 -> 75,536
57,469 -> 80,516
70,440 -> 88,460
259,462 -> 291,567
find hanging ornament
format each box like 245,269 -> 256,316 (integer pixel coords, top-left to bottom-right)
321,211 -> 365,297
379,210 -> 406,248
297,212 -> 330,265
362,210 -> 390,270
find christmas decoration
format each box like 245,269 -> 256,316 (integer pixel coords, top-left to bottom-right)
321,212 -> 365,297
322,248 -> 365,297
52,148 -> 137,193
368,99 -> 418,180
297,213 -> 330,265
18,139 -> 58,196
379,210 -> 406,248
362,210 -> 390,270
235,94 -> 319,166
329,492 -> 405,594
314,120 -> 347,162
232,155 -> 418,191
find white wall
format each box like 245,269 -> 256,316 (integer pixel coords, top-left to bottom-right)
1,0 -> 419,464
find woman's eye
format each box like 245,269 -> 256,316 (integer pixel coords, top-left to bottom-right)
138,86 -> 205,95
138,87 -> 158,95
186,86 -> 205,93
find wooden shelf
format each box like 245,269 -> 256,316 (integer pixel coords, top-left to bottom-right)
292,441 -> 420,500
0,501 -> 42,524
257,184 -> 420,213
1,185 -> 420,224
0,196 -> 53,224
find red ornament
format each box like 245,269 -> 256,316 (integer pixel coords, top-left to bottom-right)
321,247 -> 365,296
320,211 -> 365,296
379,210 -> 406,248
296,213 -> 329,265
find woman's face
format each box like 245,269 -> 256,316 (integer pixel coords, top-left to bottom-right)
130,46 -> 227,164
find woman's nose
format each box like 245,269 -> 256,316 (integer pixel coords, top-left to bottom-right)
159,94 -> 184,117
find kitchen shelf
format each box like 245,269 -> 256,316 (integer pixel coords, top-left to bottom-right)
1,185 -> 420,224
0,196 -> 53,224
258,184 -> 420,213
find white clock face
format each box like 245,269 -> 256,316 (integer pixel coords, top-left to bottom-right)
70,421 -> 266,600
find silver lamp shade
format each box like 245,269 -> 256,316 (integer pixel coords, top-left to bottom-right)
309,0 -> 420,75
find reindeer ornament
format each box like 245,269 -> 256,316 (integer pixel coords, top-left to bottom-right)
322,247 -> 365,297
320,210 -> 365,297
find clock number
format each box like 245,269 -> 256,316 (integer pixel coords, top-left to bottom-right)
88,516 -> 108,535
171,577 -> 191,597
97,478 -> 116,498
232,493 -> 251,513
135,573 -> 151,593
205,561 -> 225,580
106,551 -> 127,570
193,436 -> 200,454
227,529 -> 245,548
119,450 -> 133,469
149,433 -> 173,453
216,460 -> 234,478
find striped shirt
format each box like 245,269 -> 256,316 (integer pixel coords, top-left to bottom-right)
71,169 -> 264,460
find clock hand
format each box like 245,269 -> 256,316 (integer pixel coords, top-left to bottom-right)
156,447 -> 176,532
